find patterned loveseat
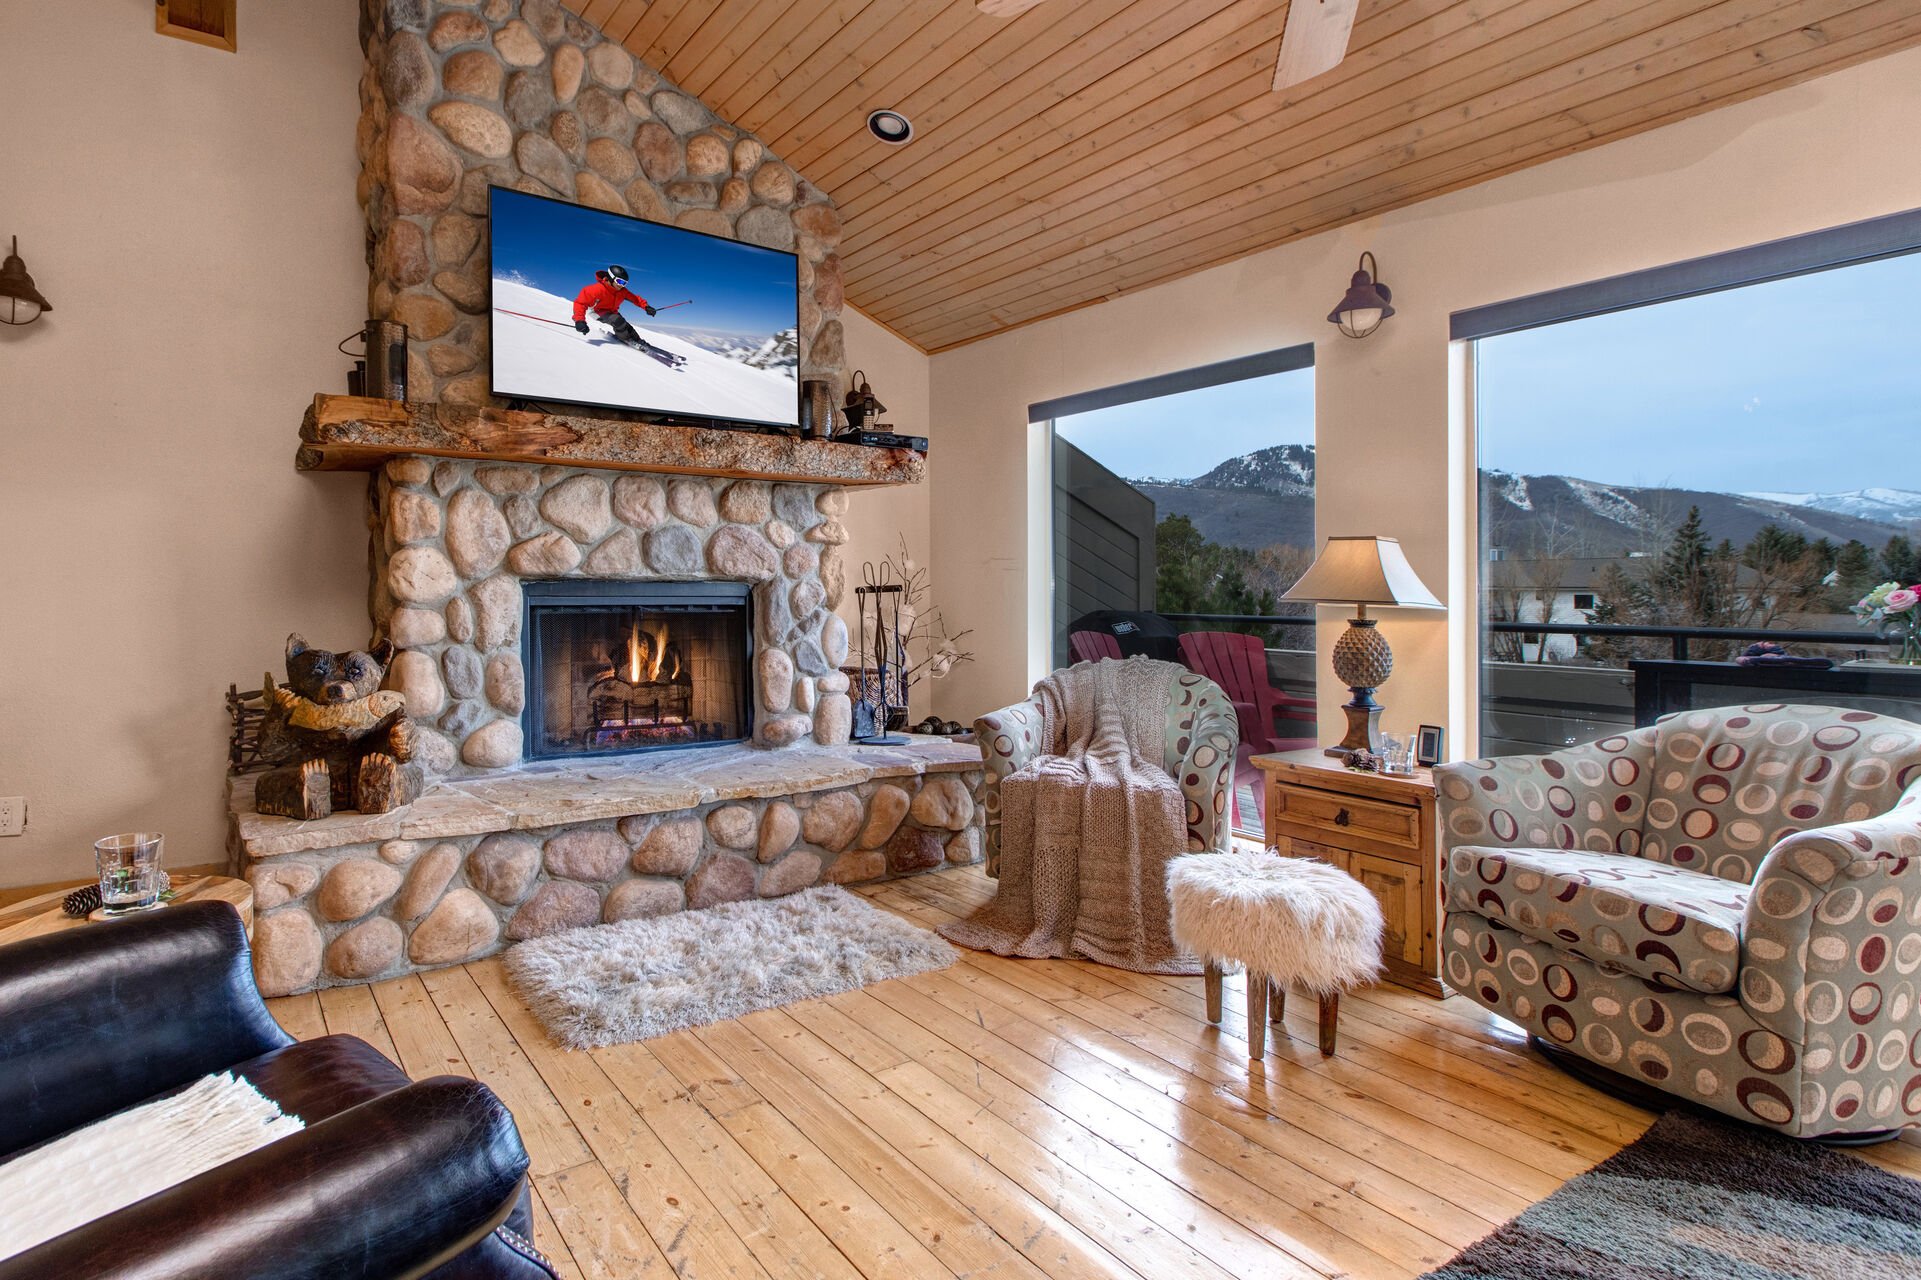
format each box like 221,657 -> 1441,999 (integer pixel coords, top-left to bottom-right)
1435,704 -> 1921,1139
974,661 -> 1239,876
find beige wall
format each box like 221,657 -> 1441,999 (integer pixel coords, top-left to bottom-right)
1,2 -> 368,886
839,307 -> 934,722
925,46 -> 1921,745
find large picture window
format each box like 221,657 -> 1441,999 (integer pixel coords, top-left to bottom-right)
1034,346 -> 1317,835
1463,214 -> 1921,755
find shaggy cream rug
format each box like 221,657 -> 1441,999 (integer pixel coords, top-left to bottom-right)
503,885 -> 958,1049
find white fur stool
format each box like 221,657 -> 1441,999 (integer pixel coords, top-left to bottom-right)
1168,849 -> 1384,1058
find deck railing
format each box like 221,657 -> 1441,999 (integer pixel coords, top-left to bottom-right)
1484,619 -> 1873,660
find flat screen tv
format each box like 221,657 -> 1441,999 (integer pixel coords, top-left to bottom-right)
489,186 -> 800,428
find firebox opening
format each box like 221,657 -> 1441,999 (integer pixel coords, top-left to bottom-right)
522,580 -> 754,760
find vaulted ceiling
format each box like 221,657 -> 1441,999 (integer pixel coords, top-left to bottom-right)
572,0 -> 1921,351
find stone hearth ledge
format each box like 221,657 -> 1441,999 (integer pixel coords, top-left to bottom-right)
230,737 -> 980,858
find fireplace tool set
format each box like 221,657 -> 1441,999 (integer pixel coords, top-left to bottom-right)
853,562 -> 911,744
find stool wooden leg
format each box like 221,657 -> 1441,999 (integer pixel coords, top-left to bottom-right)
1268,984 -> 1286,1025
1245,973 -> 1269,1059
1203,962 -> 1222,1024
1317,992 -> 1340,1057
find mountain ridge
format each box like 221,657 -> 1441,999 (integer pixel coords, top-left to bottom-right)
1128,444 -> 1909,555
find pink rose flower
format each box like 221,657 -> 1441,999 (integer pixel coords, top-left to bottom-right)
1886,588 -> 1920,613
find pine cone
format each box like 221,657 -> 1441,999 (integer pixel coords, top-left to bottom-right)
63,884 -> 101,918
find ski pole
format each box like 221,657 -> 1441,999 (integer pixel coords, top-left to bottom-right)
493,306 -> 576,327
652,299 -> 694,311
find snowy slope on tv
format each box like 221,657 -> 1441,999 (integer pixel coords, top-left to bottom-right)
492,279 -> 799,426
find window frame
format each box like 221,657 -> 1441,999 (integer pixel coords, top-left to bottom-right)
1453,206 -> 1921,758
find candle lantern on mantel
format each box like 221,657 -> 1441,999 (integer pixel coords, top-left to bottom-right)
840,369 -> 887,433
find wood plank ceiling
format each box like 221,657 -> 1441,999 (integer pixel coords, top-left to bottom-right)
570,0 -> 1921,351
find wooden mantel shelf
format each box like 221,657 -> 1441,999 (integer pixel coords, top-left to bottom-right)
297,395 -> 925,487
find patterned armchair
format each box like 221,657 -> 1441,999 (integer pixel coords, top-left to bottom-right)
1435,704 -> 1921,1139
974,665 -> 1239,876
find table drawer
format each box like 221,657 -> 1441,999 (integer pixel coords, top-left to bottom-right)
1271,783 -> 1421,852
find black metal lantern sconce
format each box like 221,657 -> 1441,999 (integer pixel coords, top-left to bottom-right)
1328,250 -> 1393,339
0,237 -> 53,326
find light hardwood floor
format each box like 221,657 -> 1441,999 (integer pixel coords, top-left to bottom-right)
266,864 -> 1921,1280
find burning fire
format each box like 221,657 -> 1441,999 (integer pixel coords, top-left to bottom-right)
625,618 -> 675,683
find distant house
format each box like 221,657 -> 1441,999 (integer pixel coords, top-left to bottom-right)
1487,555 -> 1767,662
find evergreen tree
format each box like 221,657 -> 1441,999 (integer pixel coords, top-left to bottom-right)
1882,535 -> 1920,586
1744,525 -> 1808,572
1830,539 -> 1879,609
1154,516 -> 1278,639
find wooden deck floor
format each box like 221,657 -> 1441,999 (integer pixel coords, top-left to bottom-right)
265,865 -> 1921,1279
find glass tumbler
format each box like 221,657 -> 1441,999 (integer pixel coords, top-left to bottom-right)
1379,734 -> 1415,775
94,832 -> 165,915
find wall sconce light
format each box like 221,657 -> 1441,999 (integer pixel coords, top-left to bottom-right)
1328,251 -> 1393,339
0,237 -> 53,326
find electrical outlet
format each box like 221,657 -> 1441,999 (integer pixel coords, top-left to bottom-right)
0,798 -> 23,837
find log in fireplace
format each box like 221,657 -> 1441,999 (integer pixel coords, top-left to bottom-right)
522,581 -> 753,759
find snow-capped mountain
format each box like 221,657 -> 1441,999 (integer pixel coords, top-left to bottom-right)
667,326 -> 799,379
492,279 -> 799,425
1742,488 -> 1921,525
1125,443 -> 1910,555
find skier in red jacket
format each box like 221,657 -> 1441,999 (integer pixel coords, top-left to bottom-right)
572,265 -> 656,347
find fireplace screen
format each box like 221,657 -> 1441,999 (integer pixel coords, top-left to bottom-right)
523,581 -> 753,759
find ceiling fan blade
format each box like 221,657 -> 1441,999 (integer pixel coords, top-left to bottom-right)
1272,0 -> 1360,91
976,0 -> 1051,15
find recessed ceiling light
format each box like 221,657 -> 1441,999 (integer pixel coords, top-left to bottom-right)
866,109 -> 914,145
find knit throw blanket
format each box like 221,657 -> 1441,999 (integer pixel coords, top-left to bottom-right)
942,657 -> 1199,974
0,1072 -> 303,1260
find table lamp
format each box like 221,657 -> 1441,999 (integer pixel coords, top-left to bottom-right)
1281,535 -> 1442,757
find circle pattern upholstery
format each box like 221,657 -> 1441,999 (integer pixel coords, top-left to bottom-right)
1437,704 -> 1921,1137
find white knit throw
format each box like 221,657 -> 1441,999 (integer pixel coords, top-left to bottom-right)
0,1071 -> 303,1260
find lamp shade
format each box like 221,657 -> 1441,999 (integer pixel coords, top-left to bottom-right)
0,237 -> 51,326
1327,251 -> 1393,338
1281,535 -> 1441,608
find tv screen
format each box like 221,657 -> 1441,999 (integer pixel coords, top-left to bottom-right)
489,186 -> 800,427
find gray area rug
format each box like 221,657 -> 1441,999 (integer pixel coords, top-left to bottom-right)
503,885 -> 957,1049
1423,1111 -> 1921,1278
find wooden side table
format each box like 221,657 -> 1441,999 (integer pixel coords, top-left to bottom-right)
0,875 -> 254,948
1251,750 -> 1444,997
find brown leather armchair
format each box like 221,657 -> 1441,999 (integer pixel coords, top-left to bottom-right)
0,900 -> 557,1279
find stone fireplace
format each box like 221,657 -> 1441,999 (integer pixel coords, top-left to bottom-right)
222,0 -> 981,999
371,457 -> 856,772
231,410 -> 977,997
523,580 -> 753,758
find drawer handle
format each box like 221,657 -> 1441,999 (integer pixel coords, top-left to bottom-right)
1334,808 -> 1351,827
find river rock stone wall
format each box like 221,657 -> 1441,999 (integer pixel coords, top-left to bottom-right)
371,456 -> 852,772
356,0 -> 846,406
246,764 -> 985,995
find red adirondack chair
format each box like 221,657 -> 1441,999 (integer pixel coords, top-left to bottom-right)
1069,630 -> 1122,664
1177,630 -> 1316,753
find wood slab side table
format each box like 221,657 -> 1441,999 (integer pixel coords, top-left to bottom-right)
0,875 -> 254,948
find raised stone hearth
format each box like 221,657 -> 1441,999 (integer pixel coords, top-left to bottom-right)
231,738 -> 985,995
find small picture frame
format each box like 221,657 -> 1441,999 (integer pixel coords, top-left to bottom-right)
1416,724 -> 1445,768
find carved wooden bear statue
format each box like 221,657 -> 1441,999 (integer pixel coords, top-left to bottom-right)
254,633 -> 424,821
